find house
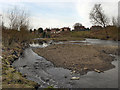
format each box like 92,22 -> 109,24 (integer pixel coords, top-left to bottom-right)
51,28 -> 60,33
90,26 -> 102,31
105,25 -> 117,28
60,27 -> 71,32
79,26 -> 86,31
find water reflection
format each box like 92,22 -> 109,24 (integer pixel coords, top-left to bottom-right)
30,38 -> 118,47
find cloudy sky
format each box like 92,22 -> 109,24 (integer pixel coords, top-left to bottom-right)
0,0 -> 119,29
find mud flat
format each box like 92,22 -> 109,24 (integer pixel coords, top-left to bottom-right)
33,44 -> 118,74
12,39 -> 118,88
13,46 -> 118,88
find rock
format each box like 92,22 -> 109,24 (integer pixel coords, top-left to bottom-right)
41,77 -> 50,82
71,70 -> 76,74
102,50 -> 106,53
0,56 -> 2,59
12,55 -> 18,59
83,67 -> 88,70
94,69 -> 101,73
23,65 -> 27,68
18,80 -> 22,83
48,40 -> 53,44
22,74 -> 27,77
34,62 -> 39,65
71,77 -> 80,80
64,76 -> 67,78
68,81 -> 75,85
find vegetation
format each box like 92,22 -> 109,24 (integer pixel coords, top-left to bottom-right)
2,29 -> 38,47
2,6 -> 39,88
49,26 -> 118,41
7,7 -> 29,30
38,27 -> 43,33
1,3 -> 119,89
2,42 -> 39,88
73,23 -> 82,31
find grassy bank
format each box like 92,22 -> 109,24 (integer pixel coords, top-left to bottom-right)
2,43 -> 39,88
51,26 -> 119,41
2,29 -> 39,88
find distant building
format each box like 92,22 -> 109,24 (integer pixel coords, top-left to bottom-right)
60,27 -> 71,32
51,28 -> 60,33
90,26 -> 102,31
105,25 -> 117,28
79,26 -> 86,31
74,26 -> 86,31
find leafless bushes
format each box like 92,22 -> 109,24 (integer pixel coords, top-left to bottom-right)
7,6 -> 29,30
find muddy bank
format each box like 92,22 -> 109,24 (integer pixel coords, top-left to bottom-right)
33,44 -> 118,74
2,43 -> 38,88
13,47 -> 118,88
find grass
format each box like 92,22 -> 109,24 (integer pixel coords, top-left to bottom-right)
2,44 -> 39,88
2,29 -> 39,47
2,29 -> 39,88
1,26 -> 119,88
50,26 -> 119,41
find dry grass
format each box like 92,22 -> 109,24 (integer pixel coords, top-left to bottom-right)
2,29 -> 39,88
51,26 -> 119,41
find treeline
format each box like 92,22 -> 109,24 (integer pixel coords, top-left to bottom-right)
2,29 -> 36,47
30,28 -> 51,38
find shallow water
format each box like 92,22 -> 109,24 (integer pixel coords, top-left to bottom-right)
79,38 -> 118,46
13,47 -> 118,88
30,38 -> 119,47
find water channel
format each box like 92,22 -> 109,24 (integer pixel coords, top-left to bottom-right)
13,38 -> 119,88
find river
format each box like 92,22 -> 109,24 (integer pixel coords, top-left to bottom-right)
13,38 -> 119,88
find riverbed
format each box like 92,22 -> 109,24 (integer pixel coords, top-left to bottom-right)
13,38 -> 119,88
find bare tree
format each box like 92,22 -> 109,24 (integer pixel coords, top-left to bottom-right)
118,16 -> 120,27
89,4 -> 109,28
74,23 -> 82,27
112,17 -> 117,26
7,6 -> 29,30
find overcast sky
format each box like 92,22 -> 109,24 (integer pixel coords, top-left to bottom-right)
0,0 -> 119,29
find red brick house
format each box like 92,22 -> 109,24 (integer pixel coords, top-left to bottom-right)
60,27 -> 71,32
51,28 -> 60,33
79,26 -> 86,31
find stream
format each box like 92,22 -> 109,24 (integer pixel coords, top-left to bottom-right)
13,38 -> 119,88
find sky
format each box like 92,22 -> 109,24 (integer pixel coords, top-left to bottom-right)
0,0 -> 119,29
